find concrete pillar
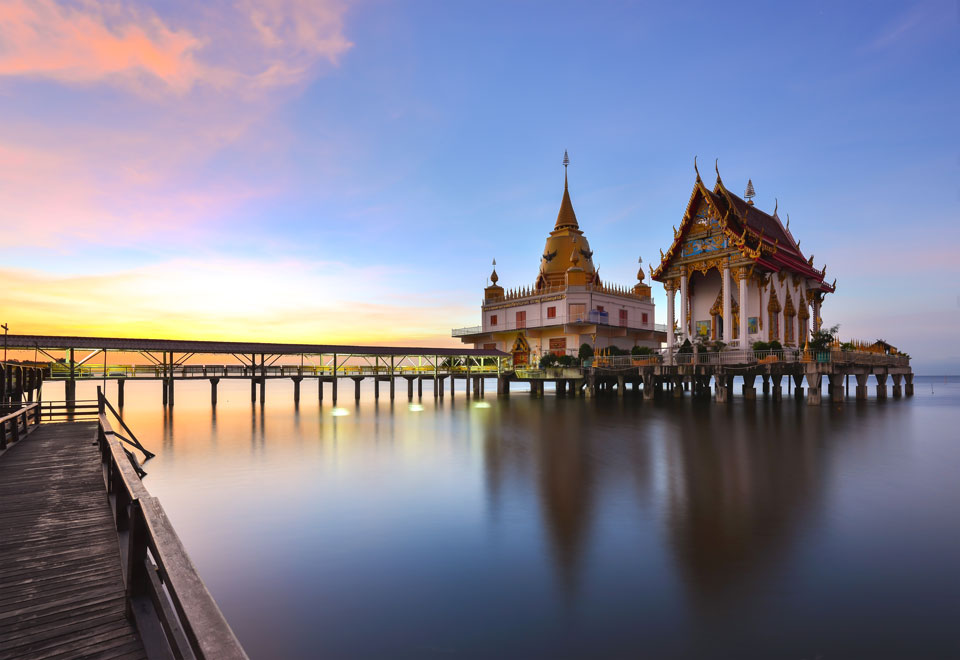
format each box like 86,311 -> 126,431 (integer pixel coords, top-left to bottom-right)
117,379 -> 125,407
830,374 -> 844,403
643,377 -> 655,400
497,376 -> 510,397
762,374 -> 770,395
875,372 -> 888,399
210,378 -> 219,405
417,377 -> 423,399
793,373 -> 804,398
722,265 -> 732,343
450,376 -> 455,399
465,375 -> 471,397
354,377 -> 362,401
65,379 -> 77,406
892,374 -> 903,398
258,377 -> 264,405
905,373 -> 914,396
293,377 -> 302,405
439,376 -> 445,399
617,376 -> 625,398
673,377 -> 683,398
807,373 -> 822,405
743,374 -> 757,400
407,378 -> 414,400
318,379 -> 324,403
250,377 -> 256,403
771,374 -> 782,401
374,377 -> 380,400
855,373 -> 869,401
332,376 -> 338,404
390,377 -> 396,400
715,376 -> 727,403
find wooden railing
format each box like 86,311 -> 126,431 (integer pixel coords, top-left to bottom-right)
96,390 -> 247,659
0,402 -> 40,451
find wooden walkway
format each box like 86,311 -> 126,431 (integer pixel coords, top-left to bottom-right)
0,422 -> 147,660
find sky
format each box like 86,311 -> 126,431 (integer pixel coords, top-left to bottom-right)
0,0 -> 958,373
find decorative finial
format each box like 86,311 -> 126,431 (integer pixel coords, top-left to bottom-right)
570,247 -> 580,266
563,150 -> 569,169
490,258 -> 498,284
744,179 -> 755,205
637,256 -> 645,282
715,158 -> 722,183
694,155 -> 701,181
786,213 -> 790,230
772,198 -> 778,217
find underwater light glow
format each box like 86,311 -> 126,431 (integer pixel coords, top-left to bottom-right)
331,408 -> 350,417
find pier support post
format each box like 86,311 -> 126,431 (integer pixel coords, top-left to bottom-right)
762,374 -> 770,396
497,376 -> 510,397
332,376 -> 338,405
210,378 -> 220,405
438,376 -> 445,399
742,374 -> 756,400
169,379 -> 175,407
117,379 -> 125,408
250,378 -> 256,403
318,379 -> 323,403
417,377 -> 423,399
855,373 -> 869,401
673,376 -> 683,398
793,373 -> 804,398
892,374 -> 903,398
293,377 -> 302,405
643,376 -> 655,400
407,378 -> 414,400
374,377 -> 380,400
771,374 -> 783,401
905,373 -> 914,396
450,376 -> 455,399
390,377 -> 395,400
807,373 -> 822,405
556,379 -> 566,398
875,372 -> 888,399
65,379 -> 77,406
715,376 -> 727,403
617,376 -> 625,398
354,377 -> 362,401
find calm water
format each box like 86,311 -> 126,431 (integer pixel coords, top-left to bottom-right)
45,377 -> 960,659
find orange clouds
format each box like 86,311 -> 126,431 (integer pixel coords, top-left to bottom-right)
0,0 -> 352,94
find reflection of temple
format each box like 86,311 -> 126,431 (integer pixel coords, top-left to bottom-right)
652,163 -> 835,349
455,153 -> 664,365
662,405 -> 822,605
482,402 -> 603,591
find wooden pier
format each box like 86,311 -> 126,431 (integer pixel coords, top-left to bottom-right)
0,395 -> 247,659
3,335 -> 506,407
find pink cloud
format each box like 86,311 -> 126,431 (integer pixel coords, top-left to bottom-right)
0,0 -> 353,94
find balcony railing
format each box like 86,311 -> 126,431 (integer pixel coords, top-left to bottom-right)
587,348 -> 910,369
451,315 -> 668,337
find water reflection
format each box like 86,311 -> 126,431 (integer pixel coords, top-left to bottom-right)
42,377 -> 960,658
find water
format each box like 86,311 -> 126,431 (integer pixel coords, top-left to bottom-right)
44,377 -> 960,658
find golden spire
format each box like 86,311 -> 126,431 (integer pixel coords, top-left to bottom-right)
554,150 -> 579,231
637,255 -> 644,282
489,258 -> 498,284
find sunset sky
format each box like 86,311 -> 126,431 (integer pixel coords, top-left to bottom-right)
1,1 -> 957,373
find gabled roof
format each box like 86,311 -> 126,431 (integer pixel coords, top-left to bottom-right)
652,166 -> 835,292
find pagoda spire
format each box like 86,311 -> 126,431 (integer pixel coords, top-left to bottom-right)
554,150 -> 579,231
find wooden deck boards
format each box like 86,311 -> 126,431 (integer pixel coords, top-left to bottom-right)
0,423 -> 146,660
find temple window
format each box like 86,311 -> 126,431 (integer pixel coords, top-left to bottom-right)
516,311 -> 526,329
491,314 -> 498,326
619,309 -> 628,326
569,303 -> 586,321
642,312 -> 649,325
549,337 -> 567,355
547,306 -> 557,319
596,305 -> 605,313
769,313 -> 779,341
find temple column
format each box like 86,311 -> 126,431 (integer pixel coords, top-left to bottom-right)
739,270 -> 748,348
813,296 -> 822,333
665,281 -> 676,361
722,265 -> 732,343
679,269 -> 688,340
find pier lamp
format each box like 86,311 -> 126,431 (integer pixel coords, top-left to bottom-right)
2,323 -> 7,363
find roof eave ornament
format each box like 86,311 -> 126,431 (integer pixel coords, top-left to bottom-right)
715,159 -> 723,186
694,156 -> 701,182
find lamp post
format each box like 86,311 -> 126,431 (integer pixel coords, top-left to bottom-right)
2,323 -> 8,363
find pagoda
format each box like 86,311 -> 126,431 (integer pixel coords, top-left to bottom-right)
452,154 -> 666,366
651,160 -> 835,351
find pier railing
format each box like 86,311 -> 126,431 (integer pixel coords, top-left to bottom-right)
96,390 -> 247,660
47,362 -> 504,379
589,348 -> 910,370
0,403 -> 40,450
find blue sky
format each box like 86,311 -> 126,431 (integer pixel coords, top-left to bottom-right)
0,0 -> 957,372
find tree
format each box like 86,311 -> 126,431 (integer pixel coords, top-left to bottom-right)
578,343 -> 594,361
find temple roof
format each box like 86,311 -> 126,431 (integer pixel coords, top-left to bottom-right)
652,167 -> 834,292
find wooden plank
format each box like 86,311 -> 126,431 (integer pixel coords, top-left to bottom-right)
0,423 -> 146,660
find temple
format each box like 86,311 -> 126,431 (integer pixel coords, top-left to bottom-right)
651,160 -> 835,351
453,153 -> 666,365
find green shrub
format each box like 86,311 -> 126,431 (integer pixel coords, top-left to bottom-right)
578,343 -> 594,361
752,340 -> 768,353
768,340 -> 782,352
631,345 -> 654,356
539,353 -> 558,369
677,339 -> 693,354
